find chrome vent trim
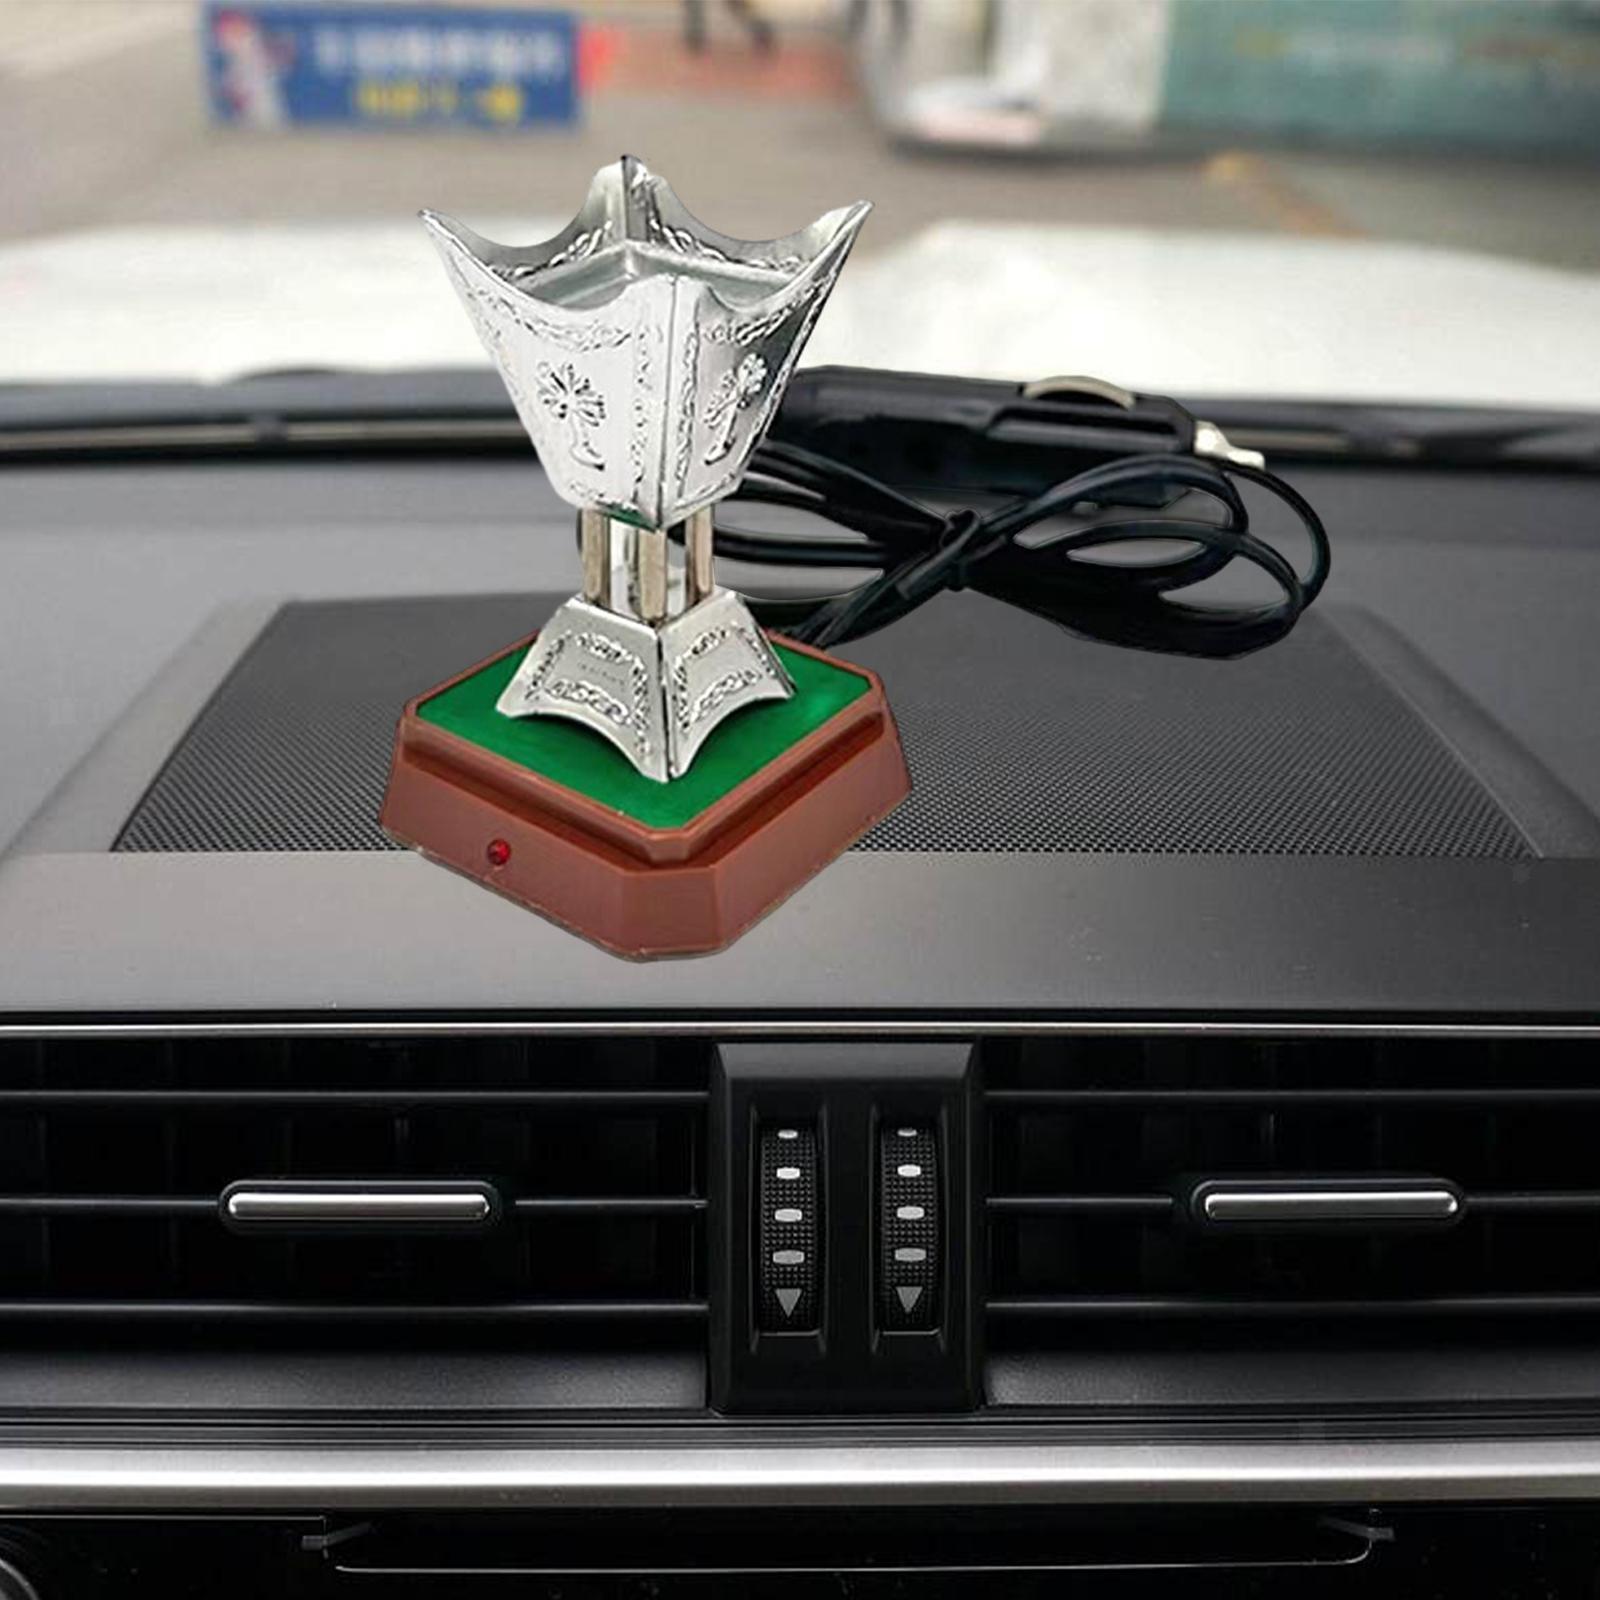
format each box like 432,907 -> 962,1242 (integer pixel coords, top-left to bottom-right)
4,1022 -> 1600,1041
220,1181 -> 500,1230
1192,1180 -> 1462,1227
6,1436 -> 1600,1509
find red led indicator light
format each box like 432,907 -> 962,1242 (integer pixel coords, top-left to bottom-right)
486,838 -> 511,868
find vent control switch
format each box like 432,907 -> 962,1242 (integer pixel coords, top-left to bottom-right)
757,1123 -> 819,1331
880,1123 -> 939,1330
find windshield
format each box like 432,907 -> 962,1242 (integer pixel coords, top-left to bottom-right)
2,0 -> 1598,407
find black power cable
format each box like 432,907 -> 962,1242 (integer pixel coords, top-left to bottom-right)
694,414 -> 1330,659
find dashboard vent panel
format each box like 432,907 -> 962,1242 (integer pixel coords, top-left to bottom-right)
984,1036 -> 1600,1332
0,1036 -> 708,1338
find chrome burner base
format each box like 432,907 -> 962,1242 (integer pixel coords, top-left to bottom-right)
494,588 -> 794,782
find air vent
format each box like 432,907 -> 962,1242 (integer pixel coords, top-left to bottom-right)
983,1036 -> 1600,1334
0,1036 -> 708,1338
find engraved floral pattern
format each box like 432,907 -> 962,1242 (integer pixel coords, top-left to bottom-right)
688,668 -> 764,727
671,315 -> 700,497
514,218 -> 613,276
543,677 -> 633,728
702,353 -> 768,466
535,360 -> 607,469
668,622 -> 780,734
510,624 -> 655,766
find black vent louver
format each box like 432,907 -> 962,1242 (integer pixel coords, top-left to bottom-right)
983,1036 -> 1600,1332
0,1036 -> 708,1336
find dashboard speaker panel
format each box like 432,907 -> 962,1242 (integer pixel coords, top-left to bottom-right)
110,592 -> 1569,860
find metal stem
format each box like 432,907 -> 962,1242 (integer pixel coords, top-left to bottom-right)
579,508 -> 609,605
633,525 -> 669,624
684,508 -> 715,608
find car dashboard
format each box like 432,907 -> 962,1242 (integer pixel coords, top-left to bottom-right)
0,408 -> 1599,1595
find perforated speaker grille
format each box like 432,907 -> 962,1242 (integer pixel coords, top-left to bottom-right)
115,593 -> 1532,858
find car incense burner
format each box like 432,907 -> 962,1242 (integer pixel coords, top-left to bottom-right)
381,157 -> 911,957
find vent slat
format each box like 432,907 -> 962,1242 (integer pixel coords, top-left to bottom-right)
987,1195 -> 1175,1217
0,1196 -> 218,1217
987,1191 -> 1600,1217
512,1196 -> 708,1216
0,1089 -> 708,1108
983,1036 -> 1600,1332
0,1299 -> 708,1324
1469,1192 -> 1600,1215
0,1036 -> 711,1340
990,1294 -> 1600,1321
989,1089 -> 1600,1107
0,1193 -> 704,1219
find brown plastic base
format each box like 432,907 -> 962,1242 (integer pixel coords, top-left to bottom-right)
379,632 -> 911,959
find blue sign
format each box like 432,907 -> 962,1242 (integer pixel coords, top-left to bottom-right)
203,4 -> 577,129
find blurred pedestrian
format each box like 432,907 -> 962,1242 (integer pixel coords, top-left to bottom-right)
683,0 -> 776,54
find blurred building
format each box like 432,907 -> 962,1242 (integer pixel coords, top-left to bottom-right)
856,0 -> 1600,156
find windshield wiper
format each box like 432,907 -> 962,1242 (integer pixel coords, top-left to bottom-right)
1194,399 -> 1600,471
1385,416 -> 1600,467
0,369 -> 522,461
776,371 -> 1600,482
0,366 -> 1596,474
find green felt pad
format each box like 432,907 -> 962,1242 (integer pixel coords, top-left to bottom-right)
418,641 -> 869,830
